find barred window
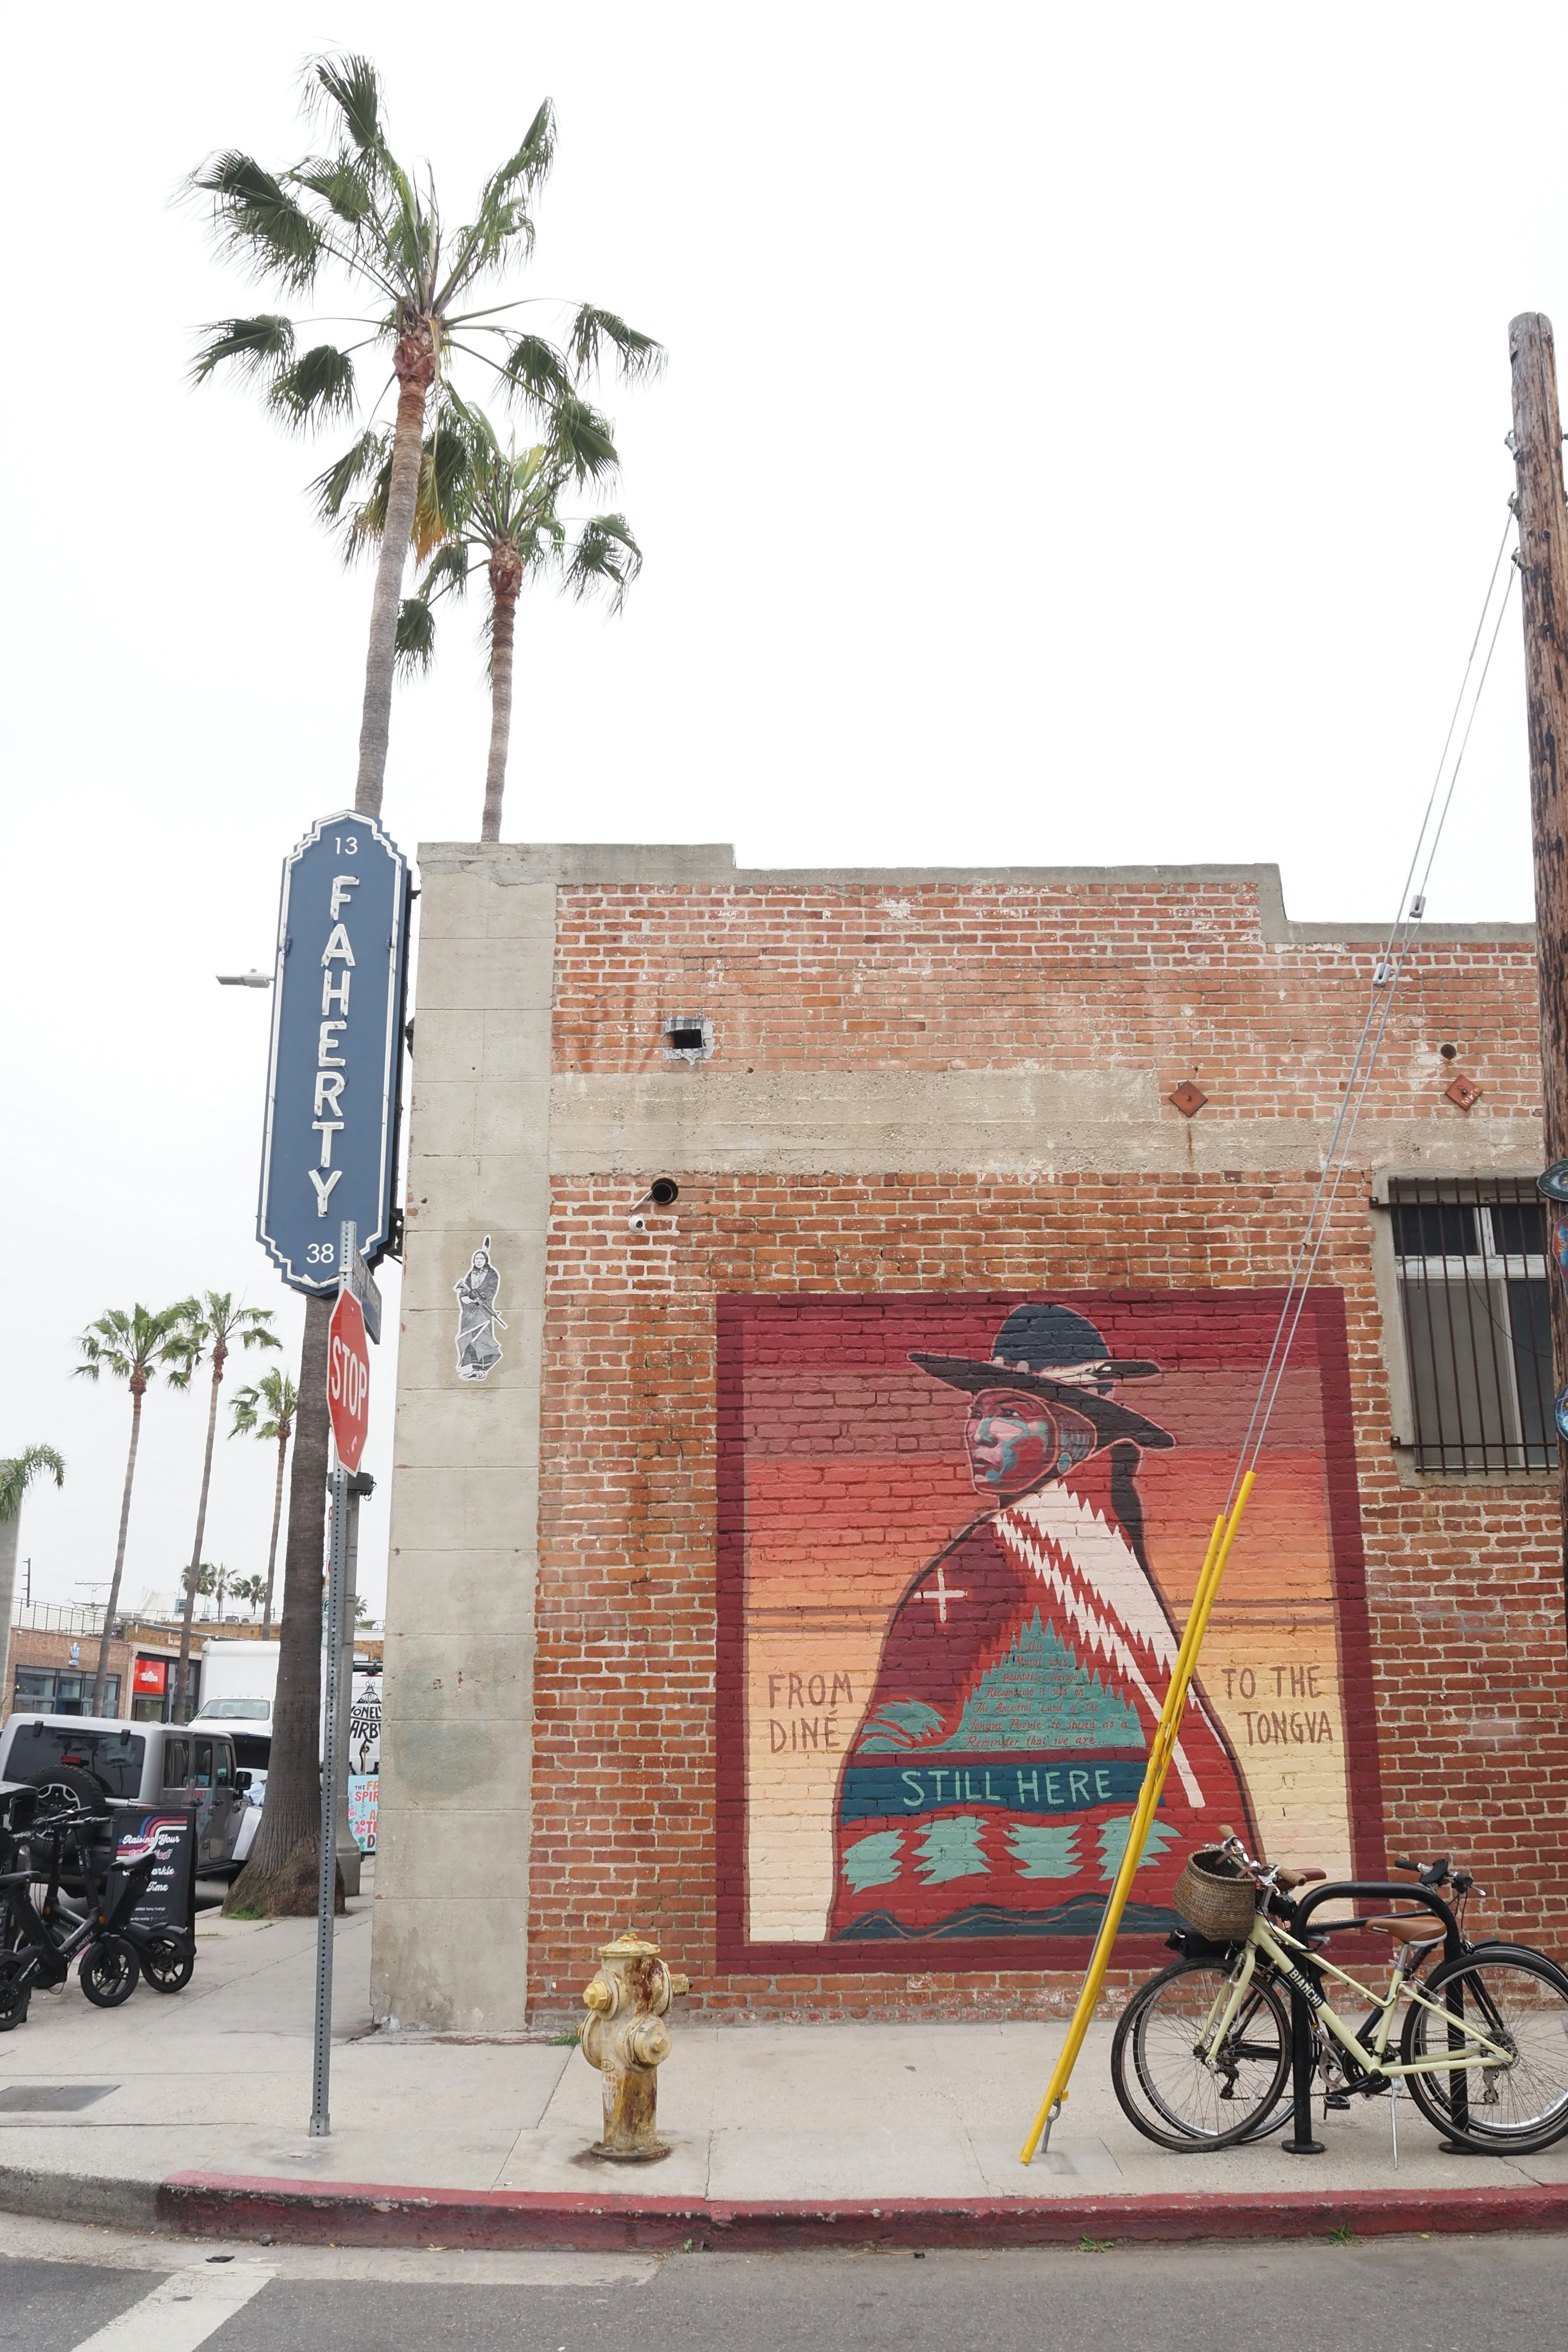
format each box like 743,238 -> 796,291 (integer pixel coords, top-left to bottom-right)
1390,1177 -> 1556,1472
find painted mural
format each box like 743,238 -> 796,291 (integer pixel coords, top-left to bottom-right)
716,1292 -> 1381,1971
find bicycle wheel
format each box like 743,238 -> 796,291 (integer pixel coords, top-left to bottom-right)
0,1955 -> 31,2032
78,1936 -> 138,2009
1401,1948 -> 1568,2155
138,1934 -> 194,1994
1112,1958 -> 1292,2151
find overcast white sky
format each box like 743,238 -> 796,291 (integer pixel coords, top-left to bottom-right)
2,2 -> 1563,1619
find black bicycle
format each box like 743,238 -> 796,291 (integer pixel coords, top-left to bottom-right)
0,1788 -> 174,2025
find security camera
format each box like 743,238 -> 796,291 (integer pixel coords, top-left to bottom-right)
628,1214 -> 648,1234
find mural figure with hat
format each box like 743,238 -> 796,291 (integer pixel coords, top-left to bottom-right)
830,1303 -> 1258,1942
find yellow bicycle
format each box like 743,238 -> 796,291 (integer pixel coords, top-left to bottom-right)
1111,1827 -> 1568,2156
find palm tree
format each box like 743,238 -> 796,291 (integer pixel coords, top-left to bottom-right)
176,1297 -> 279,1721
228,1574 -> 268,1620
188,51 -> 661,823
75,1308 -> 200,1716
192,53 -> 660,1916
0,1445 -> 65,1717
368,402 -> 641,840
229,1369 -> 298,1639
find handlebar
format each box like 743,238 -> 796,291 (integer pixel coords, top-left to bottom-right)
1216,1827 -> 1477,1915
1392,1853 -> 1477,1895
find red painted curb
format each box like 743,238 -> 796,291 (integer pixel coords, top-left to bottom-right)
157,2172 -> 1568,2251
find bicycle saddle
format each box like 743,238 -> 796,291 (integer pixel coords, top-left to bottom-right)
1275,1866 -> 1327,1889
1364,1913 -> 1442,1944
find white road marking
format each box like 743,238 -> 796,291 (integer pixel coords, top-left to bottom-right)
67,2259 -> 275,2350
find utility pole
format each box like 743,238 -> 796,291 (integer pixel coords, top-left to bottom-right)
1509,312 -> 1568,1579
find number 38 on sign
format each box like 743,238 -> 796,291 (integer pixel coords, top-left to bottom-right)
327,1290 -> 370,1471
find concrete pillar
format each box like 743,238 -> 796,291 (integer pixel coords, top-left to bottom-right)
370,858 -> 555,2031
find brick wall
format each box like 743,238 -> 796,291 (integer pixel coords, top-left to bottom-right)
521,876 -> 1567,2021
551,880 -> 1542,1123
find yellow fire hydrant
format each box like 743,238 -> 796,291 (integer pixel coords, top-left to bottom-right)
580,1931 -> 690,2160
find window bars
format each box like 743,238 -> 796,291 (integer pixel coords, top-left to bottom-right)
1389,1176 -> 1556,1472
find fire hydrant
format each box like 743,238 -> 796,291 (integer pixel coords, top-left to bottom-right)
580,1931 -> 690,2160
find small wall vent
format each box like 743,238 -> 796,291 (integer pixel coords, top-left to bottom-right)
662,1016 -> 713,1062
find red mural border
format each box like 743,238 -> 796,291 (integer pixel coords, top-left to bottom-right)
714,1290 -> 1385,1980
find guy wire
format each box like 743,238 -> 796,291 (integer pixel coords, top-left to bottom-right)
1221,513 -> 1519,1513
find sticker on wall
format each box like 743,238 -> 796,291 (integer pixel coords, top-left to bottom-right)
454,1235 -> 507,1381
716,1290 -> 1381,1973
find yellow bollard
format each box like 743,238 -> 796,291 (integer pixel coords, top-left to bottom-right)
1020,1472 -> 1256,2163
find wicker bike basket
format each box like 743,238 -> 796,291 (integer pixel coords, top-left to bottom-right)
1172,1848 -> 1259,1941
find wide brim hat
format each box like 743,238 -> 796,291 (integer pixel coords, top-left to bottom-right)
911,1301 -> 1174,1452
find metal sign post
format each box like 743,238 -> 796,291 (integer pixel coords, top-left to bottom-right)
334,1469 -> 374,1898
311,1218 -> 367,2139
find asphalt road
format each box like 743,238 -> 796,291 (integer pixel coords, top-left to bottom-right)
3,2219 -> 1566,2351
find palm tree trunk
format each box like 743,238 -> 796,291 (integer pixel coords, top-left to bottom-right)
354,368 -> 432,820
177,1363 -> 223,1722
481,582 -> 519,842
262,1432 -> 287,1642
91,1391 -> 143,1717
225,1293 -> 333,1914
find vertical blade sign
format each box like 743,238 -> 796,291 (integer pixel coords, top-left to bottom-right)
258,811 -> 411,1292
327,1290 -> 370,1472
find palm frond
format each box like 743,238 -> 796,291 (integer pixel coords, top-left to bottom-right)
267,344 -> 358,431
0,1444 -> 65,1523
489,100 -> 557,201
189,314 -> 296,388
303,53 -> 390,166
290,153 -> 376,226
566,513 -> 643,614
326,397 -> 474,566
311,428 -> 392,524
439,102 -> 555,302
549,394 -> 621,486
192,151 -> 325,292
422,412 -> 479,545
569,305 -> 666,385
499,333 -> 573,410
421,539 -> 473,597
396,594 -> 439,675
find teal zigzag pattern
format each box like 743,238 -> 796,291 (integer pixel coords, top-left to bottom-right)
931,1610 -> 1144,1753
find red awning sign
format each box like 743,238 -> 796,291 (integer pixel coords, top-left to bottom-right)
132,1657 -> 167,1696
328,1289 -> 370,1470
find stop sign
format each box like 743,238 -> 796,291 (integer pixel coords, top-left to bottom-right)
327,1290 -> 370,1470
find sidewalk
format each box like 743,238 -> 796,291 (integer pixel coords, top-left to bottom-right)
1,1880 -> 1566,2249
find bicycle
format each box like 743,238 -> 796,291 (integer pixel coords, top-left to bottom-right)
0,1789 -> 159,2026
1110,1826 -> 1568,2157
26,1800 -> 197,1996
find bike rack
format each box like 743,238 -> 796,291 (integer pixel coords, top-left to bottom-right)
1276,1880 -> 1462,2156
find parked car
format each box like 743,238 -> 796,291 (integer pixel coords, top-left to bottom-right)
0,1713 -> 252,1875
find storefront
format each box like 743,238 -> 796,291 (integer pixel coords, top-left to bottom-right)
11,1664 -> 120,1717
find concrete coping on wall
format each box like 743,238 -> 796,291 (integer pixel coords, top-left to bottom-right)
412,846 -> 1536,947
